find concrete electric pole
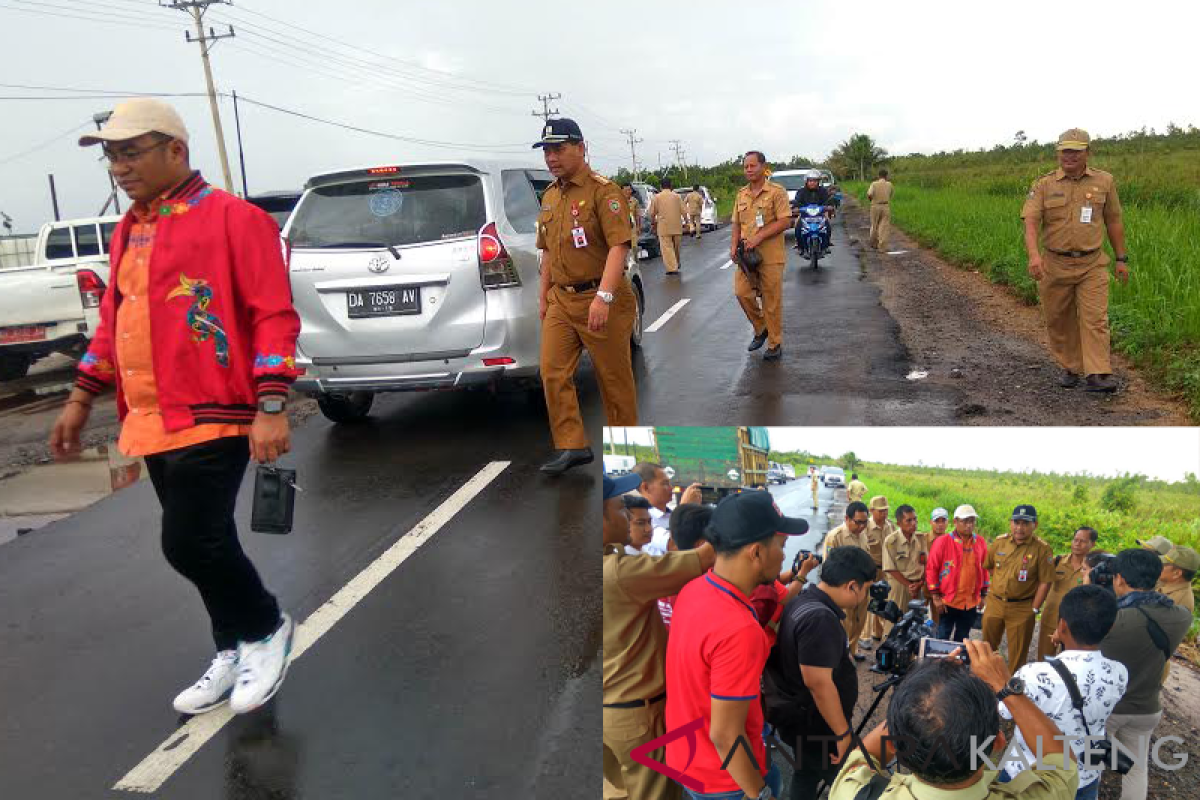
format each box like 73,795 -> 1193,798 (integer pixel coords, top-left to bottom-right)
531,93 -> 561,124
161,0 -> 235,192
620,128 -> 643,181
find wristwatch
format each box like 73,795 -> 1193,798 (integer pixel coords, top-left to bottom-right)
996,676 -> 1026,702
258,398 -> 286,415
1115,255 -> 1129,263
596,289 -> 615,305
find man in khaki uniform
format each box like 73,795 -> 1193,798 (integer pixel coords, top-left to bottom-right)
648,176 -> 684,275
846,473 -> 867,504
882,504 -> 930,636
1158,545 -> 1197,614
730,151 -> 792,361
622,184 -> 641,264
866,168 -> 893,251
602,473 -> 714,800
1138,535 -> 1173,557
1036,526 -> 1097,661
684,185 -> 704,239
534,118 -> 638,476
1022,128 -> 1129,393
981,504 -> 1056,673
863,495 -> 894,642
824,500 -> 873,661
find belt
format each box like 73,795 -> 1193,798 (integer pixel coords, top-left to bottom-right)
989,595 -> 1032,604
871,201 -> 889,205
1046,247 -> 1099,258
603,691 -> 666,709
558,279 -> 600,294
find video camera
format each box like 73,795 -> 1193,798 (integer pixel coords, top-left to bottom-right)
1088,553 -> 1118,590
865,581 -> 934,674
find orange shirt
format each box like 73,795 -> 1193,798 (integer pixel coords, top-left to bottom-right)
115,199 -> 249,457
951,539 -> 979,609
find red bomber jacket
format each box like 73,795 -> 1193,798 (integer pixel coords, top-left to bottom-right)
75,172 -> 302,431
925,530 -> 990,609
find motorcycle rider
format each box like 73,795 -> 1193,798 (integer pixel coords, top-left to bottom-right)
790,169 -> 833,254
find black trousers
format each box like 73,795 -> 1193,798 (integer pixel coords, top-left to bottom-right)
779,727 -> 841,800
936,604 -> 976,642
145,436 -> 280,652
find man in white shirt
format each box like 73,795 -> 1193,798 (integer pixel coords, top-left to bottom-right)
630,462 -> 700,556
998,584 -> 1127,799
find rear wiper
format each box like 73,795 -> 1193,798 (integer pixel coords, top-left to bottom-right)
316,241 -> 403,260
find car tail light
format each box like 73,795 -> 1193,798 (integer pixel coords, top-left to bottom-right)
477,222 -> 520,289
76,269 -> 106,309
368,166 -> 400,174
482,357 -> 515,366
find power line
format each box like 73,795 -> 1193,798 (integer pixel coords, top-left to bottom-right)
0,121 -> 91,167
0,0 -> 178,30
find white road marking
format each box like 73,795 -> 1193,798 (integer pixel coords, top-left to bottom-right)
112,460 -> 511,794
720,260 -> 734,270
645,299 -> 691,333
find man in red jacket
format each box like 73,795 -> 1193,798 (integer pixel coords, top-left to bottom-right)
49,99 -> 301,716
926,504 -> 990,643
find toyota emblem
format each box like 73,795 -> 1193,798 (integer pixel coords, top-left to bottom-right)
368,255 -> 390,274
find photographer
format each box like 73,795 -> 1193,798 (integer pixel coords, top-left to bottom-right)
832,639 -> 1077,799
657,502 -> 714,629
824,501 -> 874,661
998,585 -> 1127,800
1099,549 -> 1192,800
763,545 -> 877,799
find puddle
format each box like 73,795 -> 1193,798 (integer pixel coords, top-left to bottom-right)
0,444 -> 145,541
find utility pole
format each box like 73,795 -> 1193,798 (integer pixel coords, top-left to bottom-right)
231,89 -> 248,197
669,140 -> 687,181
48,175 -> 61,222
162,0 -> 235,192
620,128 -> 643,181
531,92 -> 561,124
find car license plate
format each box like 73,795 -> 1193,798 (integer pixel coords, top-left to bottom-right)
347,286 -> 421,319
0,325 -> 47,344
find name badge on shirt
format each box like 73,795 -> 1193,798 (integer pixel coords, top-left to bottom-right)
755,210 -> 765,228
1080,205 -> 1093,224
1017,569 -> 1028,582
571,226 -> 588,248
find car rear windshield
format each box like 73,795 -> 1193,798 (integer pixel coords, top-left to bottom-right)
773,175 -> 807,191
288,174 -> 486,249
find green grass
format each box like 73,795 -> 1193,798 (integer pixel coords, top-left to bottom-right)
844,166 -> 1200,418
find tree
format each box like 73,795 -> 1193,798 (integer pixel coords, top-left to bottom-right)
829,134 -> 888,181
1014,130 -> 1027,145
840,451 -> 861,473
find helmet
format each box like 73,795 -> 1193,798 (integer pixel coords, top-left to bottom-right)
805,169 -> 821,182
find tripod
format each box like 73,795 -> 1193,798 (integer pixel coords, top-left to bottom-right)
803,671 -> 904,798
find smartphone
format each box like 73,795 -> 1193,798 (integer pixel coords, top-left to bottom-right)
919,637 -> 965,660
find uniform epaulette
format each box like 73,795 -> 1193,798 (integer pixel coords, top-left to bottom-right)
591,173 -> 611,185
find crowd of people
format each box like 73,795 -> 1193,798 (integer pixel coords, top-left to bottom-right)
603,463 -> 1196,800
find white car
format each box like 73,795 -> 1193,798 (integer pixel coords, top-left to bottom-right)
823,467 -> 846,488
673,186 -> 719,232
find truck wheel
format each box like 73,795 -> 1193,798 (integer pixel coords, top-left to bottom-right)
0,354 -> 31,382
316,391 -> 374,423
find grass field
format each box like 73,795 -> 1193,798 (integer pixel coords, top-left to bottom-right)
843,130 -> 1200,418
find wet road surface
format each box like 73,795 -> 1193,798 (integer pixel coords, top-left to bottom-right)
632,221 -> 959,425
0,388 -> 602,799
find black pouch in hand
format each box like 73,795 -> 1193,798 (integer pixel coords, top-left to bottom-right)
251,464 -> 296,535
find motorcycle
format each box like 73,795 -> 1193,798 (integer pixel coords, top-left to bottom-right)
795,203 -> 829,269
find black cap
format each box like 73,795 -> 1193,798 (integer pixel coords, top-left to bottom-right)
709,491 -> 809,549
1011,504 -> 1038,522
533,117 -> 584,148
604,473 -> 641,500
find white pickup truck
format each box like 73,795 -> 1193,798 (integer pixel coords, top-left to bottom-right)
0,216 -> 120,381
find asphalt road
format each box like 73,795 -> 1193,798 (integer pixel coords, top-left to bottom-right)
632,220 -> 959,425
0,389 -> 602,799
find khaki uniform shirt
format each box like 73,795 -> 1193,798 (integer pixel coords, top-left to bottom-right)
648,189 -> 684,236
536,164 -> 632,285
865,518 -> 894,568
830,749 -> 1078,800
1046,554 -> 1089,603
1020,167 -> 1122,254
847,479 -> 867,504
732,180 -> 790,265
867,179 -> 893,205
684,191 -> 704,215
602,545 -> 705,705
825,522 -> 871,555
1158,580 -> 1195,614
883,530 -> 932,582
983,534 -> 1055,602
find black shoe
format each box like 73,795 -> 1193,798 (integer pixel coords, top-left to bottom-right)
852,653 -> 866,663
1058,370 -> 1081,388
747,331 -> 768,352
539,448 -> 595,476
763,345 -> 782,361
1084,374 -> 1119,393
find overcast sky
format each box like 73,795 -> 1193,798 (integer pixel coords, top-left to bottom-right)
1,0 -> 1196,232
604,427 -> 1200,483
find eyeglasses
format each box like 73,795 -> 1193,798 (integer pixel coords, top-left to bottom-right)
101,138 -> 171,165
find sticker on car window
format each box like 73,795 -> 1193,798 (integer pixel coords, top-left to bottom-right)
369,189 -> 404,218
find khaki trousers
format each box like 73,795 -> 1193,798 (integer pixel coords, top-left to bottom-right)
868,204 -> 890,250
869,567 -> 885,639
541,283 -> 637,449
659,234 -> 682,272
884,576 -> 922,637
842,595 -> 869,656
688,213 -> 702,238
981,595 -> 1036,674
733,261 -> 785,348
1038,253 -> 1112,376
602,699 -> 681,800
1036,589 -> 1065,661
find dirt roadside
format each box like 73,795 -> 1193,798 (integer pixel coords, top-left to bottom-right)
840,200 -> 1189,426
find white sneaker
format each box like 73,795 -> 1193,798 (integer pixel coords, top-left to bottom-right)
230,613 -> 295,714
172,650 -> 239,715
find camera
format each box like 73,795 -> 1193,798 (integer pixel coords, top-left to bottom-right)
790,549 -> 822,578
867,579 -> 900,622
873,596 -> 931,675
1088,553 -> 1118,589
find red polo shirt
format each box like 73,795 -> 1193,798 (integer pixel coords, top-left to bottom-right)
665,570 -> 770,794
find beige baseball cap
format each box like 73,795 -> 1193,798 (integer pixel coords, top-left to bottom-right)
868,495 -> 889,511
1138,535 -> 1174,556
1056,128 -> 1090,151
1163,545 -> 1200,572
953,504 -> 978,519
79,98 -> 189,146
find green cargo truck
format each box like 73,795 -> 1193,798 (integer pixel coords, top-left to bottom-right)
653,426 -> 771,504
